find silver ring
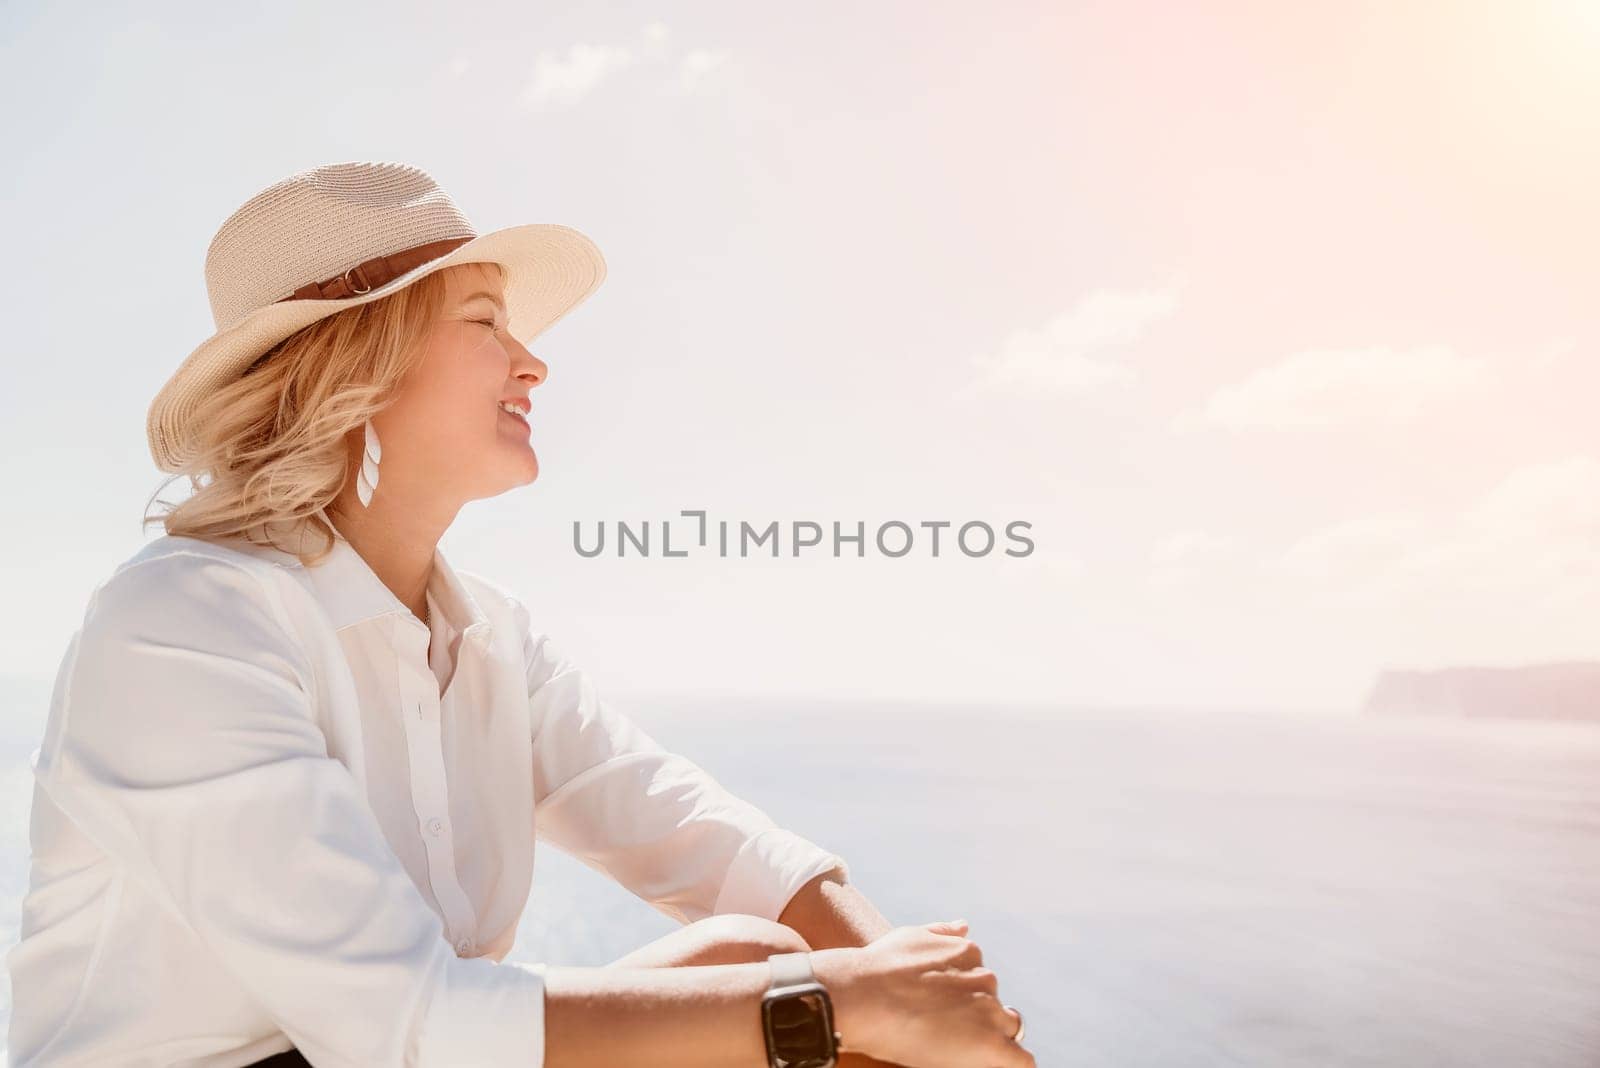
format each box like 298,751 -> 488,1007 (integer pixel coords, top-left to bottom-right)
1004,1004 -> 1025,1042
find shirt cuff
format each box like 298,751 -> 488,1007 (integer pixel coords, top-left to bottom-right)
712,826 -> 851,923
414,956 -> 548,1067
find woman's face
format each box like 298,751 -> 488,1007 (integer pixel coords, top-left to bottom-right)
371,262 -> 549,508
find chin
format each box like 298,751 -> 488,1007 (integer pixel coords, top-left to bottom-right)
497,435 -> 538,471
482,466 -> 538,501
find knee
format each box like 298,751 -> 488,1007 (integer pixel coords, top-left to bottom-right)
682,913 -> 811,964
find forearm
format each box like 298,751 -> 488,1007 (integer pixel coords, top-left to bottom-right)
780,872 -> 903,1067
779,871 -> 894,950
543,960 -> 773,1068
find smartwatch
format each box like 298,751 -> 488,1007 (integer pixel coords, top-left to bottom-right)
761,951 -> 843,1068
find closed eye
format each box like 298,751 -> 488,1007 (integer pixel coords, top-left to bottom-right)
474,318 -> 499,331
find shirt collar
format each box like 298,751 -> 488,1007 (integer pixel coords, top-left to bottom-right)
307,506 -> 492,643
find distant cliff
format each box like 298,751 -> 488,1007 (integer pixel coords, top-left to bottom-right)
1363,662 -> 1600,721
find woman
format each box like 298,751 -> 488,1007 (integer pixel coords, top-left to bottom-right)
6,161 -> 1029,1067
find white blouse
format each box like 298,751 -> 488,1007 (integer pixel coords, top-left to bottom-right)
6,514 -> 850,1067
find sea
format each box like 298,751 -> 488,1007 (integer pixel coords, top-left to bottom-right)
3,677 -> 1598,1066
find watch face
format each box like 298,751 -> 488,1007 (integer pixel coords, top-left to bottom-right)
763,988 -> 836,1068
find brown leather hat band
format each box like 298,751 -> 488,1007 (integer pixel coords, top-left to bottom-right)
275,235 -> 476,303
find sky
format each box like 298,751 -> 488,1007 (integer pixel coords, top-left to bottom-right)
1,0 -> 1596,711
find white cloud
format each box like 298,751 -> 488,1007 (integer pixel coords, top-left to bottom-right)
1129,458 -> 1599,688
521,43 -> 638,107
517,26 -> 740,108
1185,344 -> 1488,431
679,49 -> 731,90
1268,455 -> 1600,601
1392,455 -> 1600,596
1469,454 -> 1600,542
967,285 -> 1179,393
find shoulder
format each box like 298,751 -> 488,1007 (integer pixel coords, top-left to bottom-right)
107,534 -> 297,595
451,567 -> 570,675
453,565 -> 516,605
86,535 -> 303,642
50,539 -> 320,780
118,532 -> 301,572
454,566 -> 529,626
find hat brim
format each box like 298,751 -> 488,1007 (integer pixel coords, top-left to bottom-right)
146,222 -> 606,473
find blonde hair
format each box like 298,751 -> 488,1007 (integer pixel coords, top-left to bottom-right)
144,261 -> 506,566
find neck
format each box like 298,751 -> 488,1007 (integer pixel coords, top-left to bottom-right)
324,487 -> 455,625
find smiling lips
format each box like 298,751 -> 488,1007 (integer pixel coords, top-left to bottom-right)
497,399 -> 530,431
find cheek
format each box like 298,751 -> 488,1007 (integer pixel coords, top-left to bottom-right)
408,337 -> 506,435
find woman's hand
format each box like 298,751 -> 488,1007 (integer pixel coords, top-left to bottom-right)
811,920 -> 1034,1068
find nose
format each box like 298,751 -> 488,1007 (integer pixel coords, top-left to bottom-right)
508,335 -> 548,387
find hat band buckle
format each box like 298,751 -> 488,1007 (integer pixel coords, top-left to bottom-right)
276,235 -> 476,304
343,264 -> 373,295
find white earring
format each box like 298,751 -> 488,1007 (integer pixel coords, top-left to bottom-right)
356,417 -> 382,508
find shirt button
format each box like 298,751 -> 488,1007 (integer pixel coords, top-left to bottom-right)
456,937 -> 474,956
427,818 -> 444,836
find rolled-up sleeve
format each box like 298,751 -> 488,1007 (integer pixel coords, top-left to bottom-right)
34,552 -> 547,1067
513,598 -> 849,926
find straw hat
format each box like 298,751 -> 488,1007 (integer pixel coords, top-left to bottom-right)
146,160 -> 607,473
